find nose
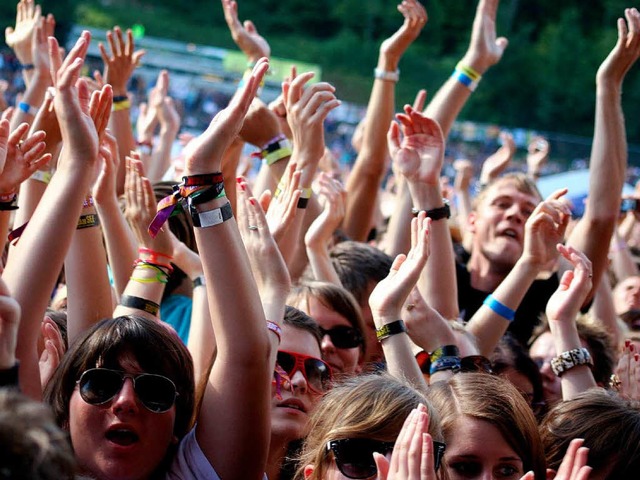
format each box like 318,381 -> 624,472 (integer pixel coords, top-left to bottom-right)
111,377 -> 139,414
289,369 -> 308,393
505,203 -> 525,223
321,333 -> 336,355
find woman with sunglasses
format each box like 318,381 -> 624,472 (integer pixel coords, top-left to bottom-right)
24,37 -> 276,479
269,306 -> 333,480
296,373 -> 444,480
288,281 -> 366,378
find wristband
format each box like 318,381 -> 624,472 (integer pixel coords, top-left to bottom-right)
412,199 -> 451,220
112,99 -> 131,112
267,320 -> 282,343
374,68 -> 400,82
19,63 -> 34,71
376,320 -> 407,342
188,184 -> 226,206
120,294 -> 160,317
430,356 -> 461,375
429,345 -> 460,364
483,294 -> 516,322
193,275 -> 206,288
30,170 -> 52,184
262,138 -> 292,166
112,95 -> 129,103
139,247 -> 173,260
550,348 -> 593,377
83,196 -> 94,209
77,213 -> 100,229
18,101 -> 38,116
190,201 -> 233,228
296,187 -> 313,209
0,362 -> 19,388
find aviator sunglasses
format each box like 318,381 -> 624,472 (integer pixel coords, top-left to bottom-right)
77,368 -> 178,413
276,350 -> 332,394
319,325 -> 363,349
327,437 -> 446,479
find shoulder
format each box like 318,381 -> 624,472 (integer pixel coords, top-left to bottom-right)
165,428 -> 221,480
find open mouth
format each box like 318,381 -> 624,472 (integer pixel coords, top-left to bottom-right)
501,228 -> 518,239
105,429 -> 140,446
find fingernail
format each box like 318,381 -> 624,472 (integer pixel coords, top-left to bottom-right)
626,340 -> 631,348
249,198 -> 256,205
236,176 -> 243,183
631,344 -> 635,352
635,353 -> 639,362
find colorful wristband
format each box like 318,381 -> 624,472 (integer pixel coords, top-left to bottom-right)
18,101 -> 38,116
376,320 -> 407,342
267,320 -> 282,343
77,213 -> 100,229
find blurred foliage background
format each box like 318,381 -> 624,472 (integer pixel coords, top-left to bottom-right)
2,0 -> 640,143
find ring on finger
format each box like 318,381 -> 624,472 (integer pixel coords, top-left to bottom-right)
248,225 -> 258,231
609,373 -> 622,391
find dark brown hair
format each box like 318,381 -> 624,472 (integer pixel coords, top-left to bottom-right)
43,316 -> 195,441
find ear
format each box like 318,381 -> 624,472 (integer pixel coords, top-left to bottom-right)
546,468 -> 557,480
304,464 -> 315,479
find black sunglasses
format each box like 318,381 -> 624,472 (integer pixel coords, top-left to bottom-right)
77,368 -> 178,413
327,437 -> 446,479
319,325 -> 363,349
276,350 -> 332,394
417,353 -> 494,375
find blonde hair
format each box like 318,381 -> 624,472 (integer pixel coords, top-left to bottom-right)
296,374 -> 442,480
473,173 -> 542,210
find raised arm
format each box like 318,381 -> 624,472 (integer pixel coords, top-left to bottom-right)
424,0 -> 507,138
343,0 -> 427,241
369,213 -> 432,390
565,9 -> 640,304
99,26 -> 145,195
387,106 -> 458,319
180,59 -> 273,479
546,245 -> 598,401
478,132 -> 515,186
466,189 -> 570,356
4,31 -> 112,398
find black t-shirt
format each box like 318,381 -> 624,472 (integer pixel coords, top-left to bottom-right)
456,262 -> 559,346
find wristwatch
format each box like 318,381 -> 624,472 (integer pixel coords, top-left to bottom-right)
412,199 -> 451,221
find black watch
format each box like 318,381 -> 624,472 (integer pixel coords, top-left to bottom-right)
412,199 -> 451,221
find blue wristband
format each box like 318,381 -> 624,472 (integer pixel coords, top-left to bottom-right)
18,101 -> 38,116
483,295 -> 516,322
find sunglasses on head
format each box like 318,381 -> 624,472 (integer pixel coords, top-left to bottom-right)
276,350 -> 332,394
319,325 -> 363,349
327,437 -> 446,479
77,368 -> 178,413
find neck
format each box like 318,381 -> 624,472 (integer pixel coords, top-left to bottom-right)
467,252 -> 510,292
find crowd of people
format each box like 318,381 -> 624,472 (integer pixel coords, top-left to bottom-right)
1,0 -> 640,478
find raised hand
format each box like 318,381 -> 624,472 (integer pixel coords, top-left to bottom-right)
99,26 -> 146,96
284,72 -> 340,167
31,15 -> 54,80
461,0 -> 508,74
369,214 -> 431,319
522,189 -> 571,270
597,8 -> 640,87
305,172 -> 346,250
263,162 -> 301,245
221,0 -> 270,62
183,58 -> 269,175
613,340 -> 640,400
453,159 -> 474,191
545,245 -> 593,323
387,106 -> 444,186
379,0 -> 427,66
124,156 -> 171,254
49,31 -> 113,173
92,131 -> 119,204
239,98 -> 282,148
0,120 -> 50,194
527,136 -> 549,178
479,132 -> 515,184
520,439 -> 591,480
236,177 -> 290,298
5,0 -> 41,66
38,315 -> 66,390
374,404 -> 438,480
